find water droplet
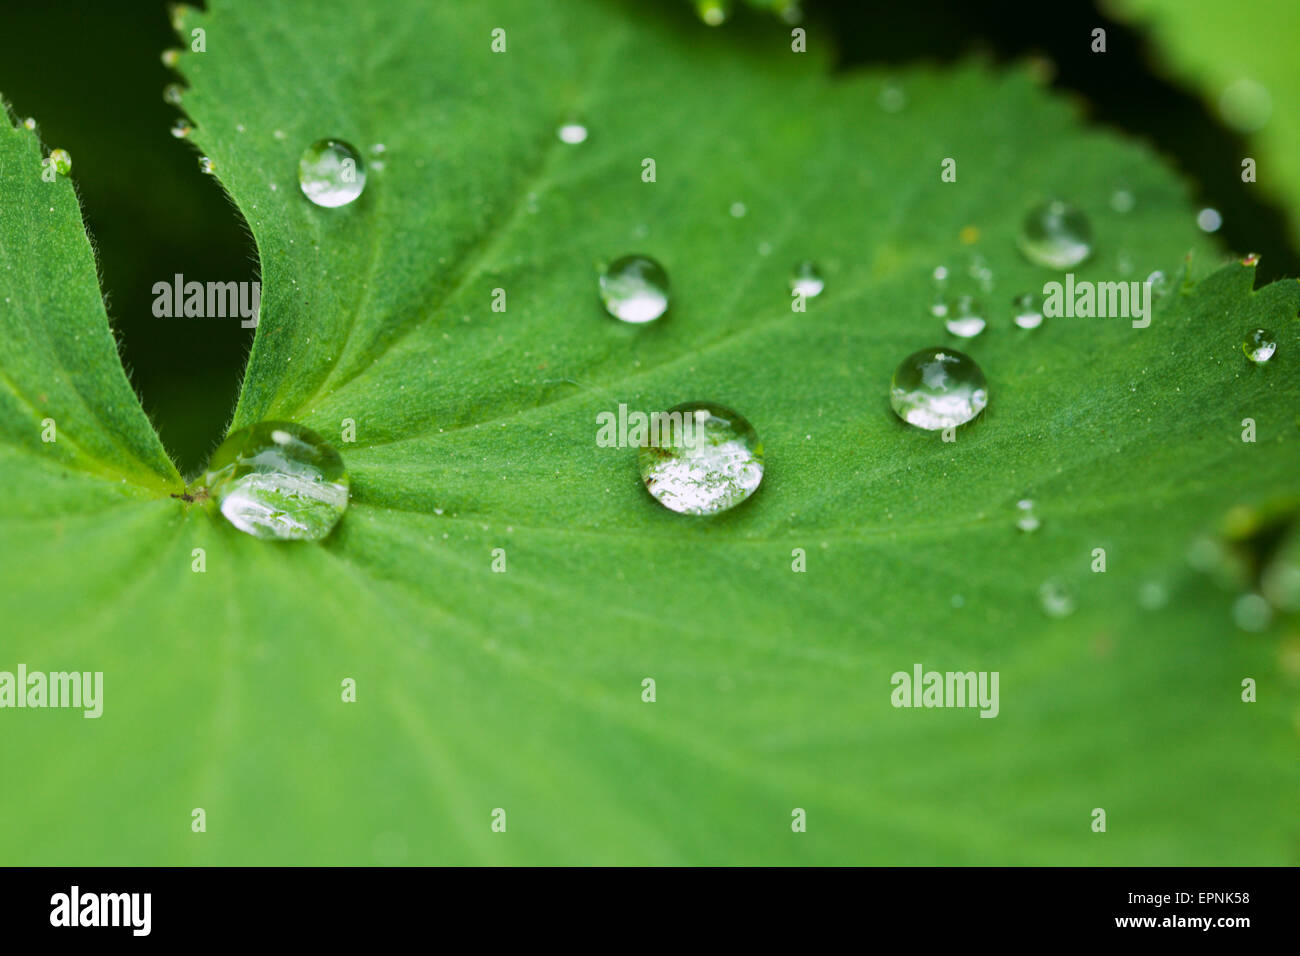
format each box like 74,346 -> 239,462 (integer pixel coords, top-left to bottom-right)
1243,328 -> 1276,363
170,118 -> 193,139
198,156 -> 215,174
1137,579 -> 1169,610
202,421 -> 349,541
696,0 -> 729,25
161,48 -> 181,67
1110,189 -> 1135,213
1017,200 -> 1093,269
273,129 -> 286,140
298,138 -> 366,208
1218,78 -> 1272,133
1039,579 -> 1076,618
790,261 -> 824,297
47,149 -> 72,176
729,201 -> 747,218
162,83 -> 184,105
639,402 -> 763,515
890,347 -> 988,430
1241,252 -> 1260,267
1012,292 -> 1045,329
1146,270 -> 1169,297
878,79 -> 906,113
1232,593 -> 1272,632
599,255 -> 669,324
21,117 -> 35,130
556,123 -> 587,144
968,254 -> 994,292
1196,207 -> 1222,233
1015,499 -> 1040,532
944,295 -> 986,338
370,143 -> 386,155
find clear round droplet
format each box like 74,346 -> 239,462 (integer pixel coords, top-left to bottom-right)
21,117 -> 36,130
944,295 -> 986,338
1196,207 -> 1223,233
161,48 -> 181,67
1243,328 -> 1276,363
790,261 -> 824,298
890,347 -> 988,430
639,402 -> 763,515
1232,593 -> 1272,632
1012,292 -> 1045,329
1146,270 -> 1169,297
1017,200 -> 1093,269
696,0 -> 729,26
599,255 -> 669,324
557,122 -> 588,144
203,421 -> 350,541
1015,499 -> 1040,532
1039,579 -> 1076,618
47,149 -> 72,176
1110,189 -> 1135,213
163,83 -> 184,105
298,138 -> 366,208
170,118 -> 193,139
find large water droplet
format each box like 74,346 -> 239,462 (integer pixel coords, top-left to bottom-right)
298,138 -> 366,208
1243,328 -> 1277,363
639,402 -> 763,515
1012,292 -> 1045,329
1017,200 -> 1093,269
944,295 -> 986,338
1196,207 -> 1223,233
599,255 -> 669,324
203,421 -> 350,541
890,347 -> 988,430
790,261 -> 824,297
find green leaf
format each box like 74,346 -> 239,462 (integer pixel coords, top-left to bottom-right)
1106,0 -> 1300,247
1,0 -> 1297,864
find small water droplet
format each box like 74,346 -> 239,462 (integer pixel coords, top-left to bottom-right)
696,0 -> 730,26
1146,270 -> 1169,297
1232,592 -> 1272,632
890,347 -> 988,430
47,149 -> 72,176
161,48 -> 181,67
298,139 -> 366,207
1039,579 -> 1076,618
1110,189 -> 1135,213
944,295 -> 986,338
198,155 -> 215,174
1017,200 -> 1093,269
878,79 -> 906,113
170,118 -> 193,139
556,123 -> 587,144
639,402 -> 763,515
21,117 -> 36,130
1196,207 -> 1222,233
729,201 -> 746,218
273,129 -> 286,140
1218,78 -> 1272,133
162,83 -> 184,105
1241,252 -> 1260,267
790,261 -> 824,297
1015,499 -> 1040,532
968,254 -> 994,292
1012,292 -> 1045,329
1138,579 -> 1169,610
370,143 -> 386,155
202,421 -> 349,541
1243,328 -> 1277,363
599,255 -> 669,324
